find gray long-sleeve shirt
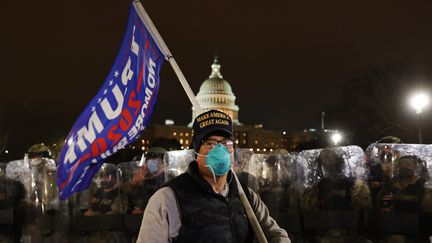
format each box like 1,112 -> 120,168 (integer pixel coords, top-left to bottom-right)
137,185 -> 291,243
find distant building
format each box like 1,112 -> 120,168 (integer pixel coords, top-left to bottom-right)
290,128 -> 342,151
129,56 -> 291,154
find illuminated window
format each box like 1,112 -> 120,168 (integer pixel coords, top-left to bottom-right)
180,139 -> 184,144
185,133 -> 189,136
235,139 -> 239,144
185,140 -> 189,144
180,133 -> 183,136
173,132 -> 177,136
243,139 -> 246,144
254,140 -> 258,145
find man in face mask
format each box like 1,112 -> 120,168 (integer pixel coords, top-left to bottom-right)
137,109 -> 290,243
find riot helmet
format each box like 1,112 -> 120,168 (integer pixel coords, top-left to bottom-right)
265,149 -> 289,185
140,147 -> 166,175
393,155 -> 426,181
377,136 -> 402,144
318,148 -> 346,178
267,149 -> 289,166
26,143 -> 51,167
98,164 -> 118,190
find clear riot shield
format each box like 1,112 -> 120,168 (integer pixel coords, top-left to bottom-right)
249,152 -> 307,235
365,143 -> 432,238
5,159 -> 30,203
7,156 -> 68,243
233,148 -> 259,191
72,163 -> 125,239
118,160 -> 141,238
119,153 -> 166,240
0,162 -> 16,241
299,146 -> 370,239
27,154 -> 60,214
5,159 -> 28,241
299,146 -> 366,187
118,160 -> 139,214
164,149 -> 195,181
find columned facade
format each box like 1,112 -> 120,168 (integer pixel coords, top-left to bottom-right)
190,57 -> 241,126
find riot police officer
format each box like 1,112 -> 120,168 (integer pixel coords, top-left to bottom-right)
232,148 -> 260,192
78,163 -> 127,243
1,162 -> 26,242
301,148 -> 372,243
368,146 -> 400,208
376,155 -> 432,242
84,164 -> 124,216
125,146 -> 166,215
257,149 -> 292,226
21,143 -> 63,243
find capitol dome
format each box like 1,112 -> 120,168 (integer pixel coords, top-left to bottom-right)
190,56 -> 241,126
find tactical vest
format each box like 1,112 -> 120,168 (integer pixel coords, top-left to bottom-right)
317,177 -> 354,210
90,188 -> 119,214
165,161 -> 254,243
130,174 -> 164,209
379,179 -> 425,213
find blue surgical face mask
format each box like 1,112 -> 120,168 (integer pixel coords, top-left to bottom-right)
147,159 -> 160,174
205,144 -> 232,176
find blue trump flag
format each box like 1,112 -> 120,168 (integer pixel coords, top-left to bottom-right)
57,4 -> 164,200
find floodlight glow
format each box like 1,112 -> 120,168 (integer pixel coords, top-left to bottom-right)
410,92 -> 429,114
331,133 -> 342,145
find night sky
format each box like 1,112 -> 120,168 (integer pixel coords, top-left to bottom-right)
2,0 -> 432,159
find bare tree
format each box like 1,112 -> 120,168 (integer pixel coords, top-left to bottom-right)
327,65 -> 424,148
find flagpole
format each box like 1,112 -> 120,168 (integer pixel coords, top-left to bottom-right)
133,1 -> 268,241
132,1 -> 202,114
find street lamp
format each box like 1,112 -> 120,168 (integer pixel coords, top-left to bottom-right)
331,132 -> 342,145
410,92 -> 429,143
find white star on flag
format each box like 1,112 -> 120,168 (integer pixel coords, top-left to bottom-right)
91,106 -> 95,112
109,80 -> 113,86
114,71 -> 119,77
97,98 -> 102,103
104,89 -> 108,95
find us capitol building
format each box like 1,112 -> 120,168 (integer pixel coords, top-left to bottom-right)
134,57 -> 300,153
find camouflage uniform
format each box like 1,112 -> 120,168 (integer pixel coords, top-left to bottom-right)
301,149 -> 372,243
79,165 -> 126,243
376,155 -> 432,243
120,147 -> 166,242
124,147 -> 166,215
258,150 -> 292,220
368,147 -> 399,208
